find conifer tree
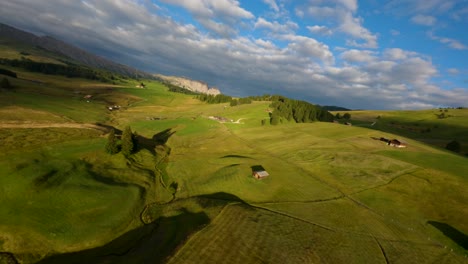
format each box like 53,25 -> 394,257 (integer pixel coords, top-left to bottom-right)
121,126 -> 134,157
105,129 -> 119,154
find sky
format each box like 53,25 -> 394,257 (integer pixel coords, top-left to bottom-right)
1,0 -> 467,109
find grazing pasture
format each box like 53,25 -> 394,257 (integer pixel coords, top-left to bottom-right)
0,71 -> 467,263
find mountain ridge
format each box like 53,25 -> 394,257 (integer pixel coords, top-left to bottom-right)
0,23 -> 151,78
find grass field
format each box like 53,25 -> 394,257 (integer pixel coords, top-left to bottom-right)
337,109 -> 468,155
1,67 -> 467,263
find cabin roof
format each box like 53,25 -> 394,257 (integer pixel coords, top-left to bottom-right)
254,170 -> 269,177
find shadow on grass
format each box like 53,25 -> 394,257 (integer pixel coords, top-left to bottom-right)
199,192 -> 245,203
250,165 -> 266,172
152,128 -> 176,145
99,125 -> 176,155
221,154 -> 253,159
37,192 -> 244,264
135,128 -> 175,155
427,221 -> 468,250
37,211 -> 209,264
0,252 -> 19,264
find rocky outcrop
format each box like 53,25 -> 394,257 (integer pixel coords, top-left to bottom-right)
155,74 -> 221,95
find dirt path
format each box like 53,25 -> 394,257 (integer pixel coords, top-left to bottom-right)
0,122 -> 109,131
232,118 -> 245,124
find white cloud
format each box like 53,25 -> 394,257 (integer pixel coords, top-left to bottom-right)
411,14 -> 437,26
254,17 -> 298,34
428,32 -> 468,50
282,35 -> 335,65
302,1 -> 377,48
383,48 -> 417,60
307,25 -> 333,36
159,0 -> 254,36
161,0 -> 253,19
335,0 -> 358,12
262,0 -> 279,12
447,68 -> 459,75
385,0 -> 456,14
339,13 -> 378,48
340,49 -> 376,63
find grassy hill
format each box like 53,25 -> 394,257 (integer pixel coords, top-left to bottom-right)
334,109 -> 468,155
1,60 -> 467,263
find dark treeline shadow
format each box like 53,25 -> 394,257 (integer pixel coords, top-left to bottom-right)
427,221 -> 468,250
36,192 -> 245,264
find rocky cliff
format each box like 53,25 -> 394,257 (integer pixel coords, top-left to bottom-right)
155,74 -> 221,95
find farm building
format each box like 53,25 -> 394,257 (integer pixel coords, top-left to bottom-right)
388,139 -> 407,148
252,170 -> 269,179
378,137 -> 408,148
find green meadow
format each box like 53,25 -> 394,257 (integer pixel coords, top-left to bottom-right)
337,109 -> 468,155
0,68 -> 467,263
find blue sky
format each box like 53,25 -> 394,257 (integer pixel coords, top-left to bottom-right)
1,0 -> 467,109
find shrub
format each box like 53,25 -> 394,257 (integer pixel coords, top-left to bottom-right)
343,113 -> 351,120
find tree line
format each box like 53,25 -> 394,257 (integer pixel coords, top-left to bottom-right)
268,96 -> 334,125
196,93 -> 252,106
0,58 -> 120,82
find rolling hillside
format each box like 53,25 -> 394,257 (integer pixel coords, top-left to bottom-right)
1,41 -> 467,263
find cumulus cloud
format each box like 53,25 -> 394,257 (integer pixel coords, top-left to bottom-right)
383,48 -> 418,60
385,0 -> 456,14
335,0 -> 358,12
262,0 -> 279,12
282,35 -> 335,64
411,14 -> 437,26
159,0 -> 254,37
340,49 -> 376,63
254,17 -> 298,34
301,1 -> 377,48
307,25 -> 333,36
339,12 -> 378,48
428,32 -> 468,50
161,0 -> 253,19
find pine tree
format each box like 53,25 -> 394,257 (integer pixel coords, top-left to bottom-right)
121,126 -> 134,157
105,129 -> 119,154
270,110 -> 280,125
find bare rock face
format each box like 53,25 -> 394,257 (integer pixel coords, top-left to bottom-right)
155,74 -> 221,95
